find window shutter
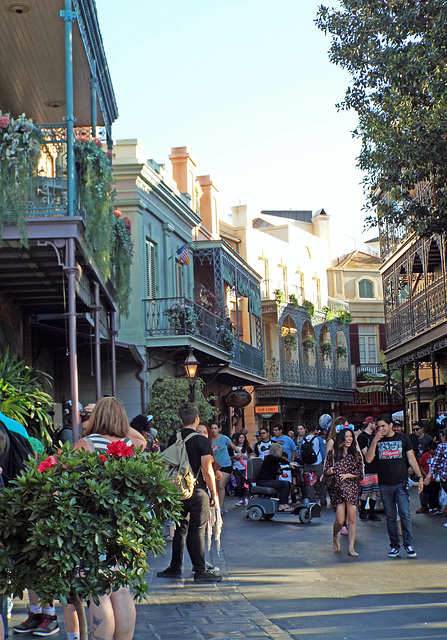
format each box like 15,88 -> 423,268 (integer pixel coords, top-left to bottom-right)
349,323 -> 360,365
145,240 -> 156,298
379,323 -> 387,352
175,262 -> 185,298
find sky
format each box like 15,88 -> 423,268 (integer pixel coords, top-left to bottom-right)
96,0 -> 370,242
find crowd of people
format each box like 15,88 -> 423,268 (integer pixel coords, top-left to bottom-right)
3,401 -> 447,640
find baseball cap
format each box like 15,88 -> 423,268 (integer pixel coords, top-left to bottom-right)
364,416 -> 374,424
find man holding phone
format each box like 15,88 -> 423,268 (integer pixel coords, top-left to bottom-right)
366,413 -> 424,558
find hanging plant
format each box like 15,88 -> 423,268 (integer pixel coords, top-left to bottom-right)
336,345 -> 348,360
283,333 -> 298,355
321,341 -> 333,360
302,299 -> 315,320
303,337 -> 317,353
112,210 -> 134,316
0,111 -> 41,243
274,289 -> 285,304
337,310 -> 352,325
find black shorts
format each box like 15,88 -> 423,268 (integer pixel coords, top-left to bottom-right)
220,466 -> 232,475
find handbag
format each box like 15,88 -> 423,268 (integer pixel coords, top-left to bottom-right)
321,473 -> 333,488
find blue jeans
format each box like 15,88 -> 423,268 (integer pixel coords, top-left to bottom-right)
379,481 -> 413,549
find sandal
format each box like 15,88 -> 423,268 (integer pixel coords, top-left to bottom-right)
332,537 -> 341,553
348,548 -> 359,557
278,506 -> 293,512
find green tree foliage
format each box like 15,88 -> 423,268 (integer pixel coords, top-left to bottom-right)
147,377 -> 216,442
315,1 -> 447,235
0,444 -> 182,640
0,348 -> 54,446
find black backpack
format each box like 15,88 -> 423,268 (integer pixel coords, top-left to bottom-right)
300,436 -> 318,465
0,422 -> 35,485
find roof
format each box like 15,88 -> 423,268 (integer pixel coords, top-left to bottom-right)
260,210 -> 313,223
335,250 -> 381,269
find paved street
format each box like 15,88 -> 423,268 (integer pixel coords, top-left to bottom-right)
8,488 -> 447,640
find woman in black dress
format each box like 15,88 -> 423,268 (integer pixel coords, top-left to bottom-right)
324,428 -> 363,557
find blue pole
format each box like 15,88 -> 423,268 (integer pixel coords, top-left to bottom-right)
61,0 -> 76,217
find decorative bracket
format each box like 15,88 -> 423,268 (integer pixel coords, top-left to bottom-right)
60,10 -> 77,22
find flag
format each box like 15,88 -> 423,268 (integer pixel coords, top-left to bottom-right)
176,244 -> 190,265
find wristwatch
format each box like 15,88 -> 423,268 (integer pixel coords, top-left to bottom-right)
418,476 -> 423,480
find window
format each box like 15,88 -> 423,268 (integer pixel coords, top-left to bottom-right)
358,325 -> 377,364
145,240 -> 157,298
359,279 -> 374,298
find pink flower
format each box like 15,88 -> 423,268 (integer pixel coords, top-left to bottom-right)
114,209 -> 122,218
0,116 -> 10,129
99,454 -> 107,463
106,149 -> 112,158
94,137 -> 101,147
37,456 -> 57,472
106,440 -> 134,458
77,135 -> 88,143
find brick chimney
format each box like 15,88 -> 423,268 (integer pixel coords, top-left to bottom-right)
169,146 -> 198,209
197,175 -> 219,237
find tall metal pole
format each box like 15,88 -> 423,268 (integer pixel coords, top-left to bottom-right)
401,365 -> 407,433
93,282 -> 102,400
67,239 -> 79,441
111,311 -> 117,397
61,0 -> 76,217
90,60 -> 98,139
386,366 -> 393,416
415,361 -> 421,422
431,353 -> 438,420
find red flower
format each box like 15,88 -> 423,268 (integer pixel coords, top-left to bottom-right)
0,116 -> 10,129
37,456 -> 57,472
77,135 -> 88,143
106,149 -> 112,159
94,137 -> 101,147
114,209 -> 122,218
99,454 -> 107,463
106,440 -> 134,458
123,216 -> 131,229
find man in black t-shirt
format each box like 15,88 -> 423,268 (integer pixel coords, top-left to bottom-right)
366,413 -> 424,559
157,403 -> 222,582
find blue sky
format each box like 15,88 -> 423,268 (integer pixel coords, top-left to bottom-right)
96,0 -> 369,240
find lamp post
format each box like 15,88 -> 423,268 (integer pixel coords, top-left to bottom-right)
184,347 -> 199,402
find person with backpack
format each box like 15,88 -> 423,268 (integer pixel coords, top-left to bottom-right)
300,423 -> 325,504
157,403 -> 222,583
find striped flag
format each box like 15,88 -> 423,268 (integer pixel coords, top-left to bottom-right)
176,244 -> 190,265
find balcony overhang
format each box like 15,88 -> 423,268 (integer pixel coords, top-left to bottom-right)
0,217 -> 116,316
0,0 -> 117,129
256,385 -> 354,403
384,320 -> 447,367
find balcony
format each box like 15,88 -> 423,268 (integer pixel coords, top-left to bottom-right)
356,363 -> 386,382
261,279 -> 304,303
264,359 -> 352,390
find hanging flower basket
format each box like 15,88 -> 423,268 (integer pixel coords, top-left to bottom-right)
321,341 -> 333,360
336,345 -> 348,360
303,337 -> 317,353
283,333 -> 298,355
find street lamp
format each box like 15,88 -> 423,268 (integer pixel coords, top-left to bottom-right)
184,347 -> 199,402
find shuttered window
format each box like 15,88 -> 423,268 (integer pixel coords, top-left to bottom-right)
175,261 -> 185,298
145,240 -> 157,298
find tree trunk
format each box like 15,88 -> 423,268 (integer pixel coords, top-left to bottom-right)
71,591 -> 88,640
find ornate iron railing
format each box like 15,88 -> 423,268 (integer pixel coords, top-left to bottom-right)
232,340 -> 265,376
263,359 -> 351,390
356,363 -> 386,382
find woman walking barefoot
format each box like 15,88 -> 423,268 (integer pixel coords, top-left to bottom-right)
324,428 -> 363,557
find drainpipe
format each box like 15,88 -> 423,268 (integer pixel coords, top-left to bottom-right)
93,282 -> 102,400
90,61 -> 98,139
66,239 -> 79,441
60,0 -> 76,217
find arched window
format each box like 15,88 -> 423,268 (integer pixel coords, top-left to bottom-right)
358,279 -> 374,298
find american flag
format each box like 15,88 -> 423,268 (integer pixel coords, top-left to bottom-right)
176,244 -> 190,265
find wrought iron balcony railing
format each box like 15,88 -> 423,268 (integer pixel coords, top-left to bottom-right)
263,359 -> 352,390
261,279 -> 304,303
356,363 -> 386,382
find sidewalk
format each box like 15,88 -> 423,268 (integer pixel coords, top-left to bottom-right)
7,538 -> 294,640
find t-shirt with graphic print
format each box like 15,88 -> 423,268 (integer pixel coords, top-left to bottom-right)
254,440 -> 272,460
373,433 -> 413,485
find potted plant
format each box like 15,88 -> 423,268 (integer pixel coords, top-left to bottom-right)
323,306 -> 335,322
289,293 -> 299,307
321,341 -> 333,360
274,289 -> 285,304
218,326 -> 235,355
337,310 -> 352,325
164,301 -> 198,334
336,345 -> 349,360
303,337 -> 317,354
302,300 -> 315,320
0,443 -> 182,640
283,333 -> 298,355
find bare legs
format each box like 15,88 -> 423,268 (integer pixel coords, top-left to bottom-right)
88,586 -> 136,640
217,471 -> 230,511
333,502 -> 358,556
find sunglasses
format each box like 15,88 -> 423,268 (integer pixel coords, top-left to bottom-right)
413,427 -> 421,432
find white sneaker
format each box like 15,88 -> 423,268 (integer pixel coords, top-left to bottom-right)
236,500 -> 245,506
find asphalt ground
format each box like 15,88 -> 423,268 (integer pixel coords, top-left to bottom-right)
7,487 -> 447,640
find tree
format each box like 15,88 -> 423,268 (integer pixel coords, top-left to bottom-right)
147,377 -> 216,442
315,1 -> 447,236
0,443 -> 182,640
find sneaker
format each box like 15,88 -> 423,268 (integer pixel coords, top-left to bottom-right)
387,547 -> 400,558
205,561 -> 220,572
33,615 -> 59,636
369,513 -> 381,521
157,566 -> 182,579
13,612 -> 42,633
340,526 -> 348,535
404,546 -> 417,558
416,506 -> 429,514
194,568 -> 222,582
359,512 -> 368,520
235,500 -> 245,506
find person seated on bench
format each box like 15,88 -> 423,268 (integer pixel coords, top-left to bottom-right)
257,443 -> 293,512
